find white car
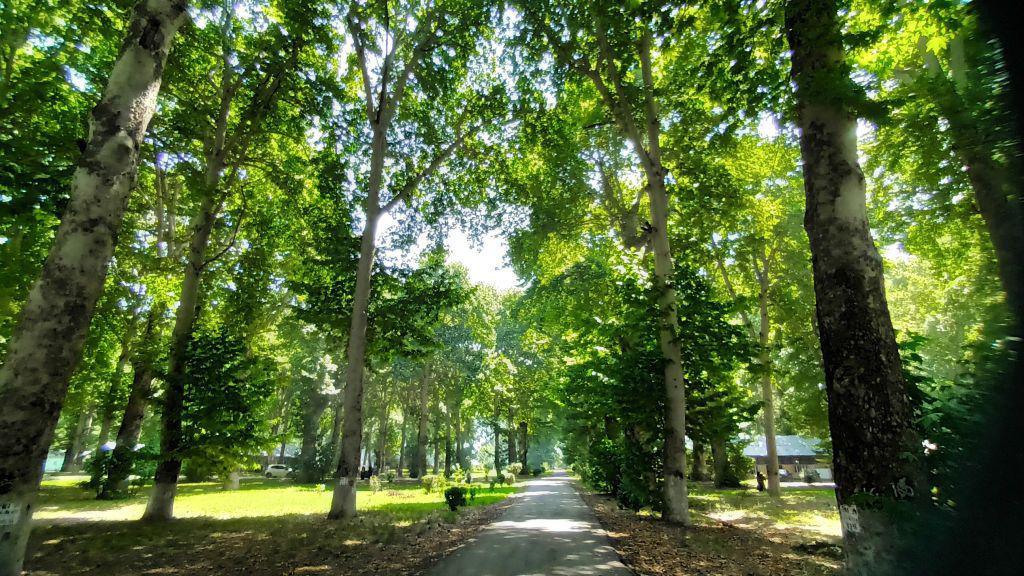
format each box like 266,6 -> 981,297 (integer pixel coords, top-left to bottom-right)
264,464 -> 291,478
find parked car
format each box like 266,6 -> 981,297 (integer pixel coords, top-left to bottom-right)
264,464 -> 291,478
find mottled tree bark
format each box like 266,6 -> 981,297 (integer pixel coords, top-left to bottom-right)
0,2 -> 187,571
786,1 -> 924,573
580,17 -> 690,524
328,184 -> 379,516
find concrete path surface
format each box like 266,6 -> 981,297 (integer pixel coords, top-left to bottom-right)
428,471 -> 633,576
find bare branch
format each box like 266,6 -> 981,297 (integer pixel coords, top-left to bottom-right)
382,121 -> 470,214
345,10 -> 377,123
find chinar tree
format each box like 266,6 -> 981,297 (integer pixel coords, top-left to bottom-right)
144,0 -> 327,521
517,0 -> 697,524
328,0 -> 500,519
785,0 -> 925,573
0,1 -> 188,572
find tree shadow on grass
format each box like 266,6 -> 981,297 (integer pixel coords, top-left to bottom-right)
28,510 -> 449,576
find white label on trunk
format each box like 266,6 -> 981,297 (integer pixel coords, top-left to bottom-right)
338,477 -> 349,486
840,504 -> 861,534
0,501 -> 20,526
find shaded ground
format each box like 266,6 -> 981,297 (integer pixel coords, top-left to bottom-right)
26,477 -> 518,575
581,485 -> 842,576
690,484 -> 841,545
429,471 -> 631,576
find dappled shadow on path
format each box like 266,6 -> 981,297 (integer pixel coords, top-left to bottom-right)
428,472 -> 631,576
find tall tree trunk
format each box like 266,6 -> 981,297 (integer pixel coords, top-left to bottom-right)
506,414 -> 517,469
518,421 -> 528,471
329,127 -> 383,518
757,269 -> 781,498
60,406 -> 93,472
492,422 -> 503,474
691,442 -> 708,482
329,397 -> 344,473
99,362 -> 155,498
0,2 -> 187,570
143,187 -> 219,522
376,403 -> 389,472
786,2 -> 924,573
431,427 -> 439,475
414,366 -> 431,479
443,409 -> 452,477
397,411 -> 408,478
454,401 -> 466,469
100,304 -> 161,499
711,436 -> 730,488
296,392 -> 329,483
647,172 -> 690,525
96,318 -> 140,452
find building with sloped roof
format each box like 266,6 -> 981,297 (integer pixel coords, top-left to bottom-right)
742,435 -> 832,482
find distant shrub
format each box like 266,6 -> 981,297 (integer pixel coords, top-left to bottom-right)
385,469 -> 397,483
506,463 -> 523,475
532,467 -> 544,477
495,472 -> 506,485
369,475 -> 383,493
444,486 -> 468,511
488,480 -> 497,492
803,469 -> 821,483
469,485 -> 478,501
503,472 -> 516,485
421,474 -> 447,493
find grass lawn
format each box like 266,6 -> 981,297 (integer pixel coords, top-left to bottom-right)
688,484 -> 841,543
26,475 -> 519,576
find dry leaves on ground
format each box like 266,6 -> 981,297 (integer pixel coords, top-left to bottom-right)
581,491 -> 842,576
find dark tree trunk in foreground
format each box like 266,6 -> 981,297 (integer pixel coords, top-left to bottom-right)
786,1 -> 924,573
0,2 -> 187,570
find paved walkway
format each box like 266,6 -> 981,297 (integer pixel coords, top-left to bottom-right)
428,471 -> 633,576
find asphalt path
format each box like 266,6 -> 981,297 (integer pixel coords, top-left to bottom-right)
427,471 -> 633,576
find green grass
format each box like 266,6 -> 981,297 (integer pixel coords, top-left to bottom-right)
687,485 -> 841,542
27,476 -> 520,575
35,475 -> 516,524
